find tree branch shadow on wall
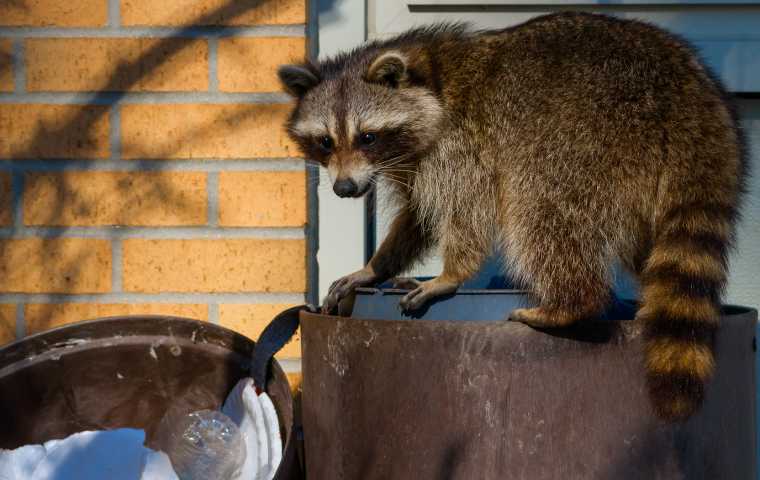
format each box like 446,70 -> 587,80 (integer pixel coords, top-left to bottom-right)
0,0 -> 338,333
0,0 -> 29,12
0,50 -> 11,74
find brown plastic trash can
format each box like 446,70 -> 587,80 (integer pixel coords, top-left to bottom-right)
0,316 -> 302,480
299,303 -> 757,480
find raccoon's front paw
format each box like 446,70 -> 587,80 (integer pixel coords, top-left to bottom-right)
322,267 -> 377,314
399,277 -> 459,312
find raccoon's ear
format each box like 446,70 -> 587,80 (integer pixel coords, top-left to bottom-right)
278,64 -> 320,98
366,51 -> 407,88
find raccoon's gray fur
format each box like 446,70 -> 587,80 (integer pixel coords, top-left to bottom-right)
279,12 -> 746,421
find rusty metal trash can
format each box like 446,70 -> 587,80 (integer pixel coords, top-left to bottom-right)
299,290 -> 757,479
0,316 -> 302,480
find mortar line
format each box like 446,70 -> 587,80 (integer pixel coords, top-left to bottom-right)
15,303 -> 25,339
111,238 -> 123,292
0,293 -> 306,304
108,0 -> 121,27
207,172 -> 220,227
12,39 -> 25,93
208,304 -> 220,325
0,25 -> 306,38
208,36 -> 220,92
0,226 -> 305,239
0,158 -> 306,172
11,171 -> 24,228
0,91 -> 291,104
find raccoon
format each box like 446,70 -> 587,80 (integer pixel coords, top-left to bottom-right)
279,12 -> 746,421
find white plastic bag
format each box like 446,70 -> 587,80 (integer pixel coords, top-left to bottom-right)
222,378 -> 282,480
0,429 -> 167,480
0,378 -> 283,480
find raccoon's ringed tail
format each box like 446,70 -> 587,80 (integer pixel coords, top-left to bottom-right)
638,202 -> 731,421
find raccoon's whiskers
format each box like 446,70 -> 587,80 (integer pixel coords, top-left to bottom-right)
379,171 -> 412,185
383,169 -> 418,177
376,152 -> 415,168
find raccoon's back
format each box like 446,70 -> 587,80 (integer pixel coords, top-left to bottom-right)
463,12 -> 740,194
476,13 -> 713,127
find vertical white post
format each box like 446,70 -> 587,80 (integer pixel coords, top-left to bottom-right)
315,0 -> 368,301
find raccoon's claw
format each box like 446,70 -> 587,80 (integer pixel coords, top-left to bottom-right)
399,278 -> 459,312
322,267 -> 377,314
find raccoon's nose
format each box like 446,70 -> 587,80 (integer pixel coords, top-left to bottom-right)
333,178 -> 358,198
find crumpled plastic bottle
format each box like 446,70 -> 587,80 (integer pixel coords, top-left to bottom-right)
159,410 -> 246,480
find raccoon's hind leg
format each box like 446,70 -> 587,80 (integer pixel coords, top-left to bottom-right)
501,203 -> 612,328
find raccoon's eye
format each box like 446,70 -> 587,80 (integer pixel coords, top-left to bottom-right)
318,135 -> 333,152
359,132 -> 377,146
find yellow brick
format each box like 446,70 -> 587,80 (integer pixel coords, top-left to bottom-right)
218,37 -> 305,93
0,40 -> 13,92
219,171 -> 306,227
121,104 -> 297,159
24,172 -> 207,226
121,0 -> 305,26
0,304 -> 16,345
0,0 -> 107,27
219,303 -> 300,357
25,303 -> 209,334
0,104 -> 110,159
123,239 -> 306,293
0,238 -> 111,293
0,173 -> 12,226
26,38 -> 209,92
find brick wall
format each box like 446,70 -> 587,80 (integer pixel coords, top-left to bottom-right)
0,0 -> 311,366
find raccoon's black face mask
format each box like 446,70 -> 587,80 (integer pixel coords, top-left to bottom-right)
278,51 -> 444,198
